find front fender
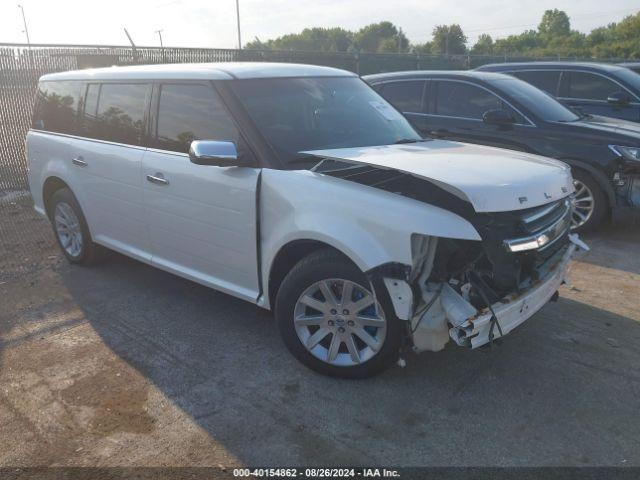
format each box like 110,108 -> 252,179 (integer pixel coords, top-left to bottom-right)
259,169 -> 481,309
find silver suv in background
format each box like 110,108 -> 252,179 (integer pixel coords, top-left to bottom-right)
27,63 -> 585,378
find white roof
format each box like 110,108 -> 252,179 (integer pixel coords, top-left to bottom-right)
40,62 -> 356,82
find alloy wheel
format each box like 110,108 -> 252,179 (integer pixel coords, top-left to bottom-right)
571,179 -> 595,230
54,202 -> 83,257
293,278 -> 387,367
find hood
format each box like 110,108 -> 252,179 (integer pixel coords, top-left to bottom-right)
576,115 -> 640,140
304,141 -> 574,213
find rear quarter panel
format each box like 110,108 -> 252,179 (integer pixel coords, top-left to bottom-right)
27,131 -> 78,216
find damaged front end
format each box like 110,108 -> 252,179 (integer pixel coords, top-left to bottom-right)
404,198 -> 586,352
305,144 -> 586,353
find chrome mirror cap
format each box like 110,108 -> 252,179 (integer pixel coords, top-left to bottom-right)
189,140 -> 239,166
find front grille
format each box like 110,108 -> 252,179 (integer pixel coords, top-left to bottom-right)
519,199 -> 571,234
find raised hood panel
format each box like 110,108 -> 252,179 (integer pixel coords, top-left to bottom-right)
304,141 -> 574,212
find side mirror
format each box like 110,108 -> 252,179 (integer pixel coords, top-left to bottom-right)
607,91 -> 631,107
189,140 -> 246,167
482,109 -> 515,126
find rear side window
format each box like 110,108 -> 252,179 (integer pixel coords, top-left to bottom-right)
512,70 -> 560,95
567,72 -> 620,101
380,81 -> 425,113
32,81 -> 83,134
83,83 -> 148,145
155,83 -> 243,154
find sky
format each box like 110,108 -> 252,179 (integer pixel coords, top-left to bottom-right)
1,0 -> 638,49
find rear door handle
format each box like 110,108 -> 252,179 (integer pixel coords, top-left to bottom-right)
72,156 -> 87,167
146,173 -> 169,186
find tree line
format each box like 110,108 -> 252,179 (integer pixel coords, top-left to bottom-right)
244,9 -> 640,59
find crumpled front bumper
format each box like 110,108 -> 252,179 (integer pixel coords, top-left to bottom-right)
450,240 -> 578,348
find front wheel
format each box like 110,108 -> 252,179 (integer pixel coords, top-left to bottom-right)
570,169 -> 608,233
275,249 -> 402,379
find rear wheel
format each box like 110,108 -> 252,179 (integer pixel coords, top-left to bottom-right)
275,249 -> 401,379
571,169 -> 607,233
50,188 -> 101,265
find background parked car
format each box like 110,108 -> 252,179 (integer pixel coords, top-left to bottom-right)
475,62 -> 640,123
618,62 -> 640,74
364,70 -> 640,232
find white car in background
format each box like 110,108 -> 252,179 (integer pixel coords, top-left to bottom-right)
27,63 -> 585,378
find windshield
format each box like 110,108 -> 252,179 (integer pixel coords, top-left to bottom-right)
488,77 -> 580,123
229,77 -> 421,165
612,67 -> 640,96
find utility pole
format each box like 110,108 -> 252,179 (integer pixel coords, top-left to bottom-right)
445,29 -> 449,56
398,27 -> 402,53
155,29 -> 165,61
17,4 -> 32,67
124,28 -> 138,64
235,0 -> 242,49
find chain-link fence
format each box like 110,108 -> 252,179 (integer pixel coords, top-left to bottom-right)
0,43 -> 628,277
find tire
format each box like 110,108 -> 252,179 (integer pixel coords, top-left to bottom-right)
49,188 -> 101,265
275,248 -> 402,379
571,169 -> 608,233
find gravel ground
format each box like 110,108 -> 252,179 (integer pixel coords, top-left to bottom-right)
1,204 -> 639,467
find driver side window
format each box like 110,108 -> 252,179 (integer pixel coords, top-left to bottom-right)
435,81 -> 523,122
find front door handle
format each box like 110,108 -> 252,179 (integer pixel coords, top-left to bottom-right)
146,173 -> 169,186
72,156 -> 87,167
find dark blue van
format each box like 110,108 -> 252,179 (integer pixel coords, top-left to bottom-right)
476,62 -> 640,123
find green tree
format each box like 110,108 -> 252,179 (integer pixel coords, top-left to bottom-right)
538,9 -> 571,38
412,42 -> 434,54
471,34 -> 494,55
493,30 -> 541,55
431,24 -> 467,54
245,27 -> 353,52
353,21 -> 409,52
353,22 -> 409,52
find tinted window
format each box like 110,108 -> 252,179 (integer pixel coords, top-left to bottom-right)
156,84 -> 242,154
381,81 -> 425,112
32,81 -> 83,134
567,72 -> 620,101
488,77 -> 579,123
436,81 -> 515,120
512,70 -> 560,95
88,83 -> 148,145
229,77 -> 420,166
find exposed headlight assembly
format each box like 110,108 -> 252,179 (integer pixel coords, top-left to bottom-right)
610,145 -> 640,162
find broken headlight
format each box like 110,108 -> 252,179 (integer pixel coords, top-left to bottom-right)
610,145 -> 640,163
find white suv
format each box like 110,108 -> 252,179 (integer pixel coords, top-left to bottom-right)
27,63 -> 585,378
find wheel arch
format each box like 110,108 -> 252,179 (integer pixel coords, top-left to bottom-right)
42,176 -> 72,220
267,239 -> 359,310
561,159 -> 614,207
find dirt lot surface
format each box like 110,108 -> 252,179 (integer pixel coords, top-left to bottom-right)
1,202 -> 639,467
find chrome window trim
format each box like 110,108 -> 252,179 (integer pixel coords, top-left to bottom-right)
557,96 -> 640,107
431,79 -> 537,127
29,129 -> 147,150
